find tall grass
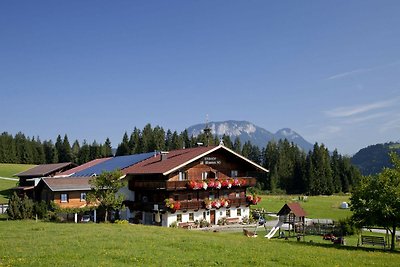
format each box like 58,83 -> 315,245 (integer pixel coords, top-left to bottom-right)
0,221 -> 399,266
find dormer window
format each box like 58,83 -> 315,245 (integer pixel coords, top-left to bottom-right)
231,170 -> 238,178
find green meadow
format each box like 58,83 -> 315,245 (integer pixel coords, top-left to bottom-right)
0,163 -> 35,203
257,195 -> 351,221
0,220 -> 399,267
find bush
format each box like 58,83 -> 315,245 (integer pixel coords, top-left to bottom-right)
199,219 -> 209,228
7,193 -> 34,220
335,217 -> 357,236
169,221 -> 178,228
217,217 -> 227,226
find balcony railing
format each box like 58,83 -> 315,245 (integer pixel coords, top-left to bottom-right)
124,197 -> 248,212
129,177 -> 257,191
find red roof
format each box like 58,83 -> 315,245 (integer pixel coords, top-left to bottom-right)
123,145 -> 269,175
56,157 -> 111,177
123,146 -> 216,175
278,202 -> 307,217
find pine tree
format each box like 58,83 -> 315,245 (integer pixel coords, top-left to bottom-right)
153,126 -> 166,151
78,140 -> 90,164
116,132 -> 130,156
43,140 -> 57,163
233,137 -> 241,153
103,138 -> 113,157
71,140 -> 80,164
59,134 -> 72,162
55,135 -> 63,163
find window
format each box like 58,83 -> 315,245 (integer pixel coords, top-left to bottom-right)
235,192 -> 240,198
174,195 -> 179,201
209,193 -> 215,200
60,193 -> 68,203
226,209 -> 231,217
80,192 -> 86,202
231,170 -> 238,178
188,194 -> 192,201
179,171 -> 188,181
201,172 -> 208,180
177,214 -> 182,222
189,213 -> 194,221
237,208 -> 241,216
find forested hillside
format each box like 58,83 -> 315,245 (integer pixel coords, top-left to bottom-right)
351,142 -> 400,175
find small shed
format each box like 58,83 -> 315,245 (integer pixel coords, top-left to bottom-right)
277,202 -> 307,236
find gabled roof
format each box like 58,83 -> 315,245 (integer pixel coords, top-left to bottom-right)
55,157 -> 112,177
71,152 -> 154,177
124,145 -> 269,176
41,177 -> 92,191
277,202 -> 307,217
15,162 -> 73,178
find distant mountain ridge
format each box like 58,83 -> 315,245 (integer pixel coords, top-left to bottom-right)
186,120 -> 313,151
351,142 -> 400,176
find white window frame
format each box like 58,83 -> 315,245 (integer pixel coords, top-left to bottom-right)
179,171 -> 187,181
60,193 -> 68,203
80,192 -> 86,202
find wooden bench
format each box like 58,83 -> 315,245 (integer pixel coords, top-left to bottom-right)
226,217 -> 240,225
360,235 -> 386,249
178,222 -> 195,229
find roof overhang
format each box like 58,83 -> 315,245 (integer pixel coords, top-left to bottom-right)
163,145 -> 269,176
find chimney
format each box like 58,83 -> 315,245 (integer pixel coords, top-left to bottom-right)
161,151 -> 169,161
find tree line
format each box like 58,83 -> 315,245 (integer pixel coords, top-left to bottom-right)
0,124 -> 361,195
0,132 -> 113,165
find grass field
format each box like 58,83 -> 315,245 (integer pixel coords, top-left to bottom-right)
0,163 -> 36,178
0,163 -> 35,203
0,221 -> 399,266
257,195 -> 351,221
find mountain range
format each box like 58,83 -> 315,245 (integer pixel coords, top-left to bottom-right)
187,120 -> 314,151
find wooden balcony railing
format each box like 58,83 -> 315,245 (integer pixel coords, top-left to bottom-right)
129,177 -> 257,191
124,197 -> 248,212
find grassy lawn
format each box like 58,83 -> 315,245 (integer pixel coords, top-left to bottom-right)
0,163 -> 35,203
0,163 -> 36,178
256,195 -> 351,221
0,221 -> 399,266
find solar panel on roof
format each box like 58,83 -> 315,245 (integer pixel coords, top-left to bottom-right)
71,152 -> 154,177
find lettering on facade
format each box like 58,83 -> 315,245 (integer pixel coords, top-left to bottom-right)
203,157 -> 221,165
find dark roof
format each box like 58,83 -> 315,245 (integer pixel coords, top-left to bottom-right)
15,162 -> 73,178
71,152 -> 154,177
42,177 -> 92,191
56,157 -> 112,177
277,202 -> 307,217
124,145 -> 269,175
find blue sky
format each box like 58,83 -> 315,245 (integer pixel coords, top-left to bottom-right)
1,1 -> 399,155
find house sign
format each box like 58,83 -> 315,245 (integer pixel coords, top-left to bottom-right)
203,157 -> 221,165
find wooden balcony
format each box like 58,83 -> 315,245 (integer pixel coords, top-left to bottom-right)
129,177 -> 257,191
125,197 -> 248,212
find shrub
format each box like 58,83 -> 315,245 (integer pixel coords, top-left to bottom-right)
199,219 -> 209,228
217,217 -> 227,226
7,193 -> 34,220
169,221 -> 178,228
335,217 -> 357,236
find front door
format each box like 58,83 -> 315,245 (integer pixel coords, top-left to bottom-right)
210,210 -> 215,225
